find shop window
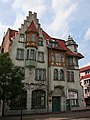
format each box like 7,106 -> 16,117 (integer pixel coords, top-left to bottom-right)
32,90 -> 46,109
16,48 -> 24,60
10,91 -> 27,110
60,69 -> 64,80
36,69 -> 46,80
20,34 -> 25,42
38,52 -> 44,62
38,37 -> 43,46
54,69 -> 58,80
30,49 -> 36,60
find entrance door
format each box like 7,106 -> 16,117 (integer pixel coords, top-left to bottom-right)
52,96 -> 61,112
66,99 -> 70,111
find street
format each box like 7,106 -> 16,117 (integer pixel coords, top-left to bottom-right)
0,110 -> 90,120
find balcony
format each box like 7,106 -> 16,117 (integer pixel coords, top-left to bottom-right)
25,59 -> 36,67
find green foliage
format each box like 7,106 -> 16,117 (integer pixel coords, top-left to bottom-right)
0,52 -> 25,103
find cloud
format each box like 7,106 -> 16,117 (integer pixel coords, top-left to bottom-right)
85,28 -> 90,40
0,22 -> 10,45
46,0 -> 78,39
12,0 -> 46,18
0,0 -> 9,3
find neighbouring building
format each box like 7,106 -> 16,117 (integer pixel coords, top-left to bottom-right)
0,11 -> 85,115
80,65 -> 90,106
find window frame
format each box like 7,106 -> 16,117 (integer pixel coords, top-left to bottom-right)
54,69 -> 58,80
16,48 -> 24,60
36,69 -> 46,81
38,51 -> 44,63
32,90 -> 46,109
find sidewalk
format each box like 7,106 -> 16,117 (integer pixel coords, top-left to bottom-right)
0,109 -> 90,120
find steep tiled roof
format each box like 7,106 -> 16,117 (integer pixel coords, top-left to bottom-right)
42,30 -> 51,40
80,74 -> 90,80
26,20 -> 37,32
66,48 -> 84,59
52,38 -> 67,51
10,29 -> 18,38
80,65 -> 90,72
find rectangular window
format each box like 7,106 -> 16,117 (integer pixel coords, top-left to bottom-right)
36,69 -> 46,80
32,34 -> 35,42
27,49 -> 29,59
71,99 -> 78,107
38,37 -> 43,46
20,34 -> 24,42
30,49 -> 36,60
38,52 -> 44,62
67,57 -> 73,65
16,49 -> 24,60
56,53 -> 61,62
27,34 -> 30,42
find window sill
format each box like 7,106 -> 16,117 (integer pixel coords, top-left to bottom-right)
16,58 -> 24,61
35,79 -> 46,81
31,107 -> 46,109
67,81 -> 75,82
37,60 -> 45,63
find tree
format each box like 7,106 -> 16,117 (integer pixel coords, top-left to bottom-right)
0,53 -> 25,117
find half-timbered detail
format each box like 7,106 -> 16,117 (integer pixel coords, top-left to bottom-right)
0,11 -> 85,115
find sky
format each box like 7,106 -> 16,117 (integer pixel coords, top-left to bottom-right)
0,0 -> 90,67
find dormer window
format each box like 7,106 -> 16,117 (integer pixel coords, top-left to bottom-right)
20,34 -> 25,42
32,34 -> 35,42
49,40 -> 58,48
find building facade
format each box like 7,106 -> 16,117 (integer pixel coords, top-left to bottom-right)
1,11 -> 85,114
80,65 -> 90,106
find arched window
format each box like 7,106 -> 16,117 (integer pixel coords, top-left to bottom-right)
67,71 -> 70,81
32,90 -> 45,109
71,71 -> 74,81
60,69 -> 64,80
54,69 -> 58,80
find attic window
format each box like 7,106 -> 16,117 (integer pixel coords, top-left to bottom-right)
50,40 -> 58,48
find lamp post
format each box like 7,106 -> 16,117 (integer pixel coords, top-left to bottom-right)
20,90 -> 23,120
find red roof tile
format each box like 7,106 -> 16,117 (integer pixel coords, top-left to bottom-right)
42,30 -> 51,40
80,74 -> 90,80
27,20 -> 37,32
80,65 -> 90,72
10,29 -> 18,38
66,48 -> 84,59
